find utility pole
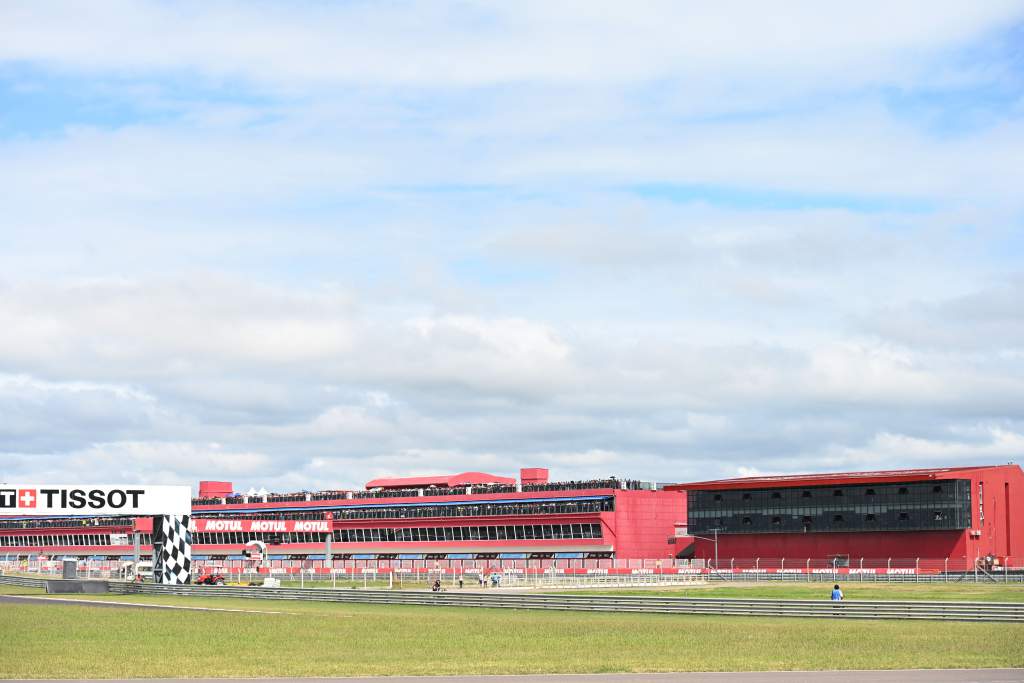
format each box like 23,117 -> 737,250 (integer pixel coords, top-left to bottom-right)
713,527 -> 719,572
689,528 -> 722,574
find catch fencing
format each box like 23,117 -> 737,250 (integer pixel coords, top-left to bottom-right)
4,555 -> 1023,577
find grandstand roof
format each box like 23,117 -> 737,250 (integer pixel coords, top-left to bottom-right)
364,471 -> 516,490
668,464 -> 1017,491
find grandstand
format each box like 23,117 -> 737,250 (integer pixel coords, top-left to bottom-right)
3,464 -> 1021,578
0,468 -> 686,574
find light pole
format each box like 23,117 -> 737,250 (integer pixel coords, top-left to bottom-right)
689,528 -> 722,574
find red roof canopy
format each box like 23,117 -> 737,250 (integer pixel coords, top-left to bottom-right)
364,471 -> 516,490
668,464 -> 1011,491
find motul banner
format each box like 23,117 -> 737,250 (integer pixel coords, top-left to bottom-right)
195,519 -> 330,533
0,485 -> 190,516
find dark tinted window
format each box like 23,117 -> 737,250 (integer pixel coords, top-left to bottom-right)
688,479 -> 971,535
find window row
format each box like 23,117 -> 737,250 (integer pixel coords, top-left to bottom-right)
1,534 -> 116,547
191,524 -> 604,545
0,517 -> 129,530
333,523 -> 603,543
198,498 -> 613,523
691,479 -> 970,511
690,506 -> 970,535
689,501 -> 968,518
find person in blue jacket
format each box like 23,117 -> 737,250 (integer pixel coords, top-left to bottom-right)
831,584 -> 844,601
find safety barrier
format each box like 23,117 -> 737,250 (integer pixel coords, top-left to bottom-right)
105,581 -> 1024,623
4,574 -> 1022,622
0,575 -> 47,588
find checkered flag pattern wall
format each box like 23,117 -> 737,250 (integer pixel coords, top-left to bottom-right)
154,515 -> 192,584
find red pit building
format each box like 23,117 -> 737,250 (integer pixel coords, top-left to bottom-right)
670,464 -> 1023,570
2,463 -> 1021,575
0,468 -> 685,569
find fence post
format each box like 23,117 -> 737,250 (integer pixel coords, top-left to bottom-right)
915,558 -> 919,583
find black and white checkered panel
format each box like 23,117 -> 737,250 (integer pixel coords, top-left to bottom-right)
154,515 -> 192,584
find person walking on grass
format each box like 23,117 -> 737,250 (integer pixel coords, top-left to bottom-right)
831,584 -> 844,601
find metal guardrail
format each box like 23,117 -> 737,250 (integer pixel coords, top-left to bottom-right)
0,575 -> 48,588
703,572 -> 1024,583
4,575 -> 1022,622
108,582 -> 1024,623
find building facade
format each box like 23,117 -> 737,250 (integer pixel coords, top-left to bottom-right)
3,464 -> 1021,574
0,468 -> 685,565
670,464 -> 1023,565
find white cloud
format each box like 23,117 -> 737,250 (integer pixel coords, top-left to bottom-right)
824,427 -> 1024,471
1,441 -> 272,488
1,3 -> 1023,488
0,276 -> 356,377
2,2 -> 1020,89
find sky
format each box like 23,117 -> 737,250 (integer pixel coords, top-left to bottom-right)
1,1 -> 1024,493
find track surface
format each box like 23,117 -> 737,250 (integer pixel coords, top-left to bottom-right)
5,674 -> 1024,682
0,594 -> 289,613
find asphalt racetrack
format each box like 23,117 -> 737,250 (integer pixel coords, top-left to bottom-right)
0,594 -> 291,614
4,673 -> 1024,682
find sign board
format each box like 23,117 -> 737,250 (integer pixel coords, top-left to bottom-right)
0,485 -> 191,516
195,519 -> 330,533
109,533 -> 130,546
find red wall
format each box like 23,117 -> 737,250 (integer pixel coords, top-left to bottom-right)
610,490 -> 686,559
694,530 -> 966,561
968,464 -> 1023,559
198,481 -> 233,498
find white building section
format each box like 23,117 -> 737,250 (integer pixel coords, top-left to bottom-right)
0,485 -> 191,516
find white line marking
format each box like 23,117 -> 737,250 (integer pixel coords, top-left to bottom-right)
10,595 -> 292,614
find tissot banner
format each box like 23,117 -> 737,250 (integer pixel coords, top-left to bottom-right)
0,485 -> 191,516
195,518 -> 330,533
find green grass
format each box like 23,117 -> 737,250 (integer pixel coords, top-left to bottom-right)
0,587 -> 1021,677
0,584 -> 44,595
558,581 -> 1024,603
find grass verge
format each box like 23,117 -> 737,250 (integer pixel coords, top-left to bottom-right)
0,587 -> 1021,677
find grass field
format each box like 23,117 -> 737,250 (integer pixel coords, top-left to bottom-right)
560,581 -> 1024,603
1,585 -> 1021,677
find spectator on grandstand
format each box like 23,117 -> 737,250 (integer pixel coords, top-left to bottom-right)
831,584 -> 844,601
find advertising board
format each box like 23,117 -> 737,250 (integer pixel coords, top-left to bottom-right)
195,519 -> 330,533
0,485 -> 191,516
